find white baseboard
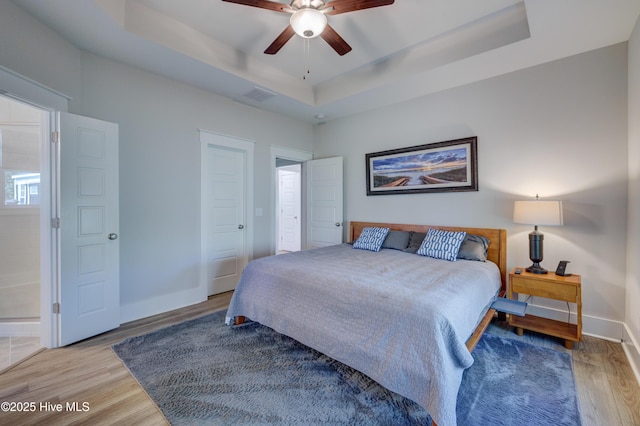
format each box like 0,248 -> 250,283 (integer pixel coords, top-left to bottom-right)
120,286 -> 207,324
622,324 -> 640,386
0,321 -> 40,337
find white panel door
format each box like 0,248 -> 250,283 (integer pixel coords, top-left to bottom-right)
306,157 -> 343,249
279,168 -> 301,252
59,112 -> 119,346
205,145 -> 247,295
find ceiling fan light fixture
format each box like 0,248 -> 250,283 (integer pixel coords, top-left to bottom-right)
290,8 -> 327,38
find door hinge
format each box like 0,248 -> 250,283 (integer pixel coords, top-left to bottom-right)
51,218 -> 60,229
51,131 -> 60,144
52,303 -> 60,314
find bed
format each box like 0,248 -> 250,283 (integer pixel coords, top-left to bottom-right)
226,221 -> 507,426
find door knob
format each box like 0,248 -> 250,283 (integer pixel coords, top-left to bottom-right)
108,233 -> 118,240
238,224 -> 245,229
335,222 -> 341,227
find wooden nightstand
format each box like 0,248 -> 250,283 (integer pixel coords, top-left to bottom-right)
508,268 -> 582,349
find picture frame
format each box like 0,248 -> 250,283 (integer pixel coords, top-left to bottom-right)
365,137 -> 478,196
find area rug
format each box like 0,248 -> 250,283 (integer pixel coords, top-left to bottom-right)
112,310 -> 582,426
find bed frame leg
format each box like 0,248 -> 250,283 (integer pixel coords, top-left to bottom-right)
234,316 -> 246,325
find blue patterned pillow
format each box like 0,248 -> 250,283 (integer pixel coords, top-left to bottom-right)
353,227 -> 390,252
417,228 -> 467,261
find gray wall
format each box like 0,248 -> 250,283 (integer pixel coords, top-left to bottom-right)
0,0 -> 82,107
78,54 -> 313,320
626,16 -> 640,368
314,44 -> 629,339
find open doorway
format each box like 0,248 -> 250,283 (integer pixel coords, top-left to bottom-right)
0,95 -> 46,370
270,146 -> 313,255
276,161 -> 302,254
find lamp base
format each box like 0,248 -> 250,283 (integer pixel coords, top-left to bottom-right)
526,263 -> 548,274
527,227 -> 547,274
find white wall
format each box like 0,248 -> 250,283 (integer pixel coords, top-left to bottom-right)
626,16 -> 640,378
314,44 -> 629,340
0,0 -> 314,323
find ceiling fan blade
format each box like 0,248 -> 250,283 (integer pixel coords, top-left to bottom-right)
320,24 -> 352,56
264,25 -> 296,54
325,0 -> 394,15
221,0 -> 291,13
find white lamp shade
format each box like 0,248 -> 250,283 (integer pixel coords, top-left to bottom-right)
290,9 -> 327,38
513,200 -> 563,226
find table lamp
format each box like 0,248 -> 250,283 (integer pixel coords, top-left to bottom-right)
513,195 -> 563,274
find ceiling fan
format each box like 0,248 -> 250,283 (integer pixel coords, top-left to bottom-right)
221,0 -> 395,56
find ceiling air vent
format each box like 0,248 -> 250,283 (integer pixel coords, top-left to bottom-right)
242,87 -> 277,103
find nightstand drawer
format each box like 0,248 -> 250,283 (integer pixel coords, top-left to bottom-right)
511,277 -> 577,302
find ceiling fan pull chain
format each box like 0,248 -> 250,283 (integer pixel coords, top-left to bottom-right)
303,37 -> 310,80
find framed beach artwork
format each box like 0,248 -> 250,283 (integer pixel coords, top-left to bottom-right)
365,137 -> 478,195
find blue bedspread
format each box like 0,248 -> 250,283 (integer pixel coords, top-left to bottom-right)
226,244 -> 501,426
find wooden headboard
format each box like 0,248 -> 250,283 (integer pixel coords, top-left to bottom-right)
349,221 -> 507,294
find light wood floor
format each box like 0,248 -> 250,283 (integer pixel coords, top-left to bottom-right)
0,291 -> 638,426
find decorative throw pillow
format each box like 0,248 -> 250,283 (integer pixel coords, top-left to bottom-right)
457,234 -> 490,262
381,230 -> 412,251
353,227 -> 390,252
417,228 -> 467,261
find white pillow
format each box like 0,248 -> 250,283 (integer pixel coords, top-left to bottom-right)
417,228 -> 467,261
352,227 -> 390,252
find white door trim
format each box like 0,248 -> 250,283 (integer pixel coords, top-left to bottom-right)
45,111 -> 58,349
200,130 -> 254,299
270,145 -> 313,255
0,65 -> 70,112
